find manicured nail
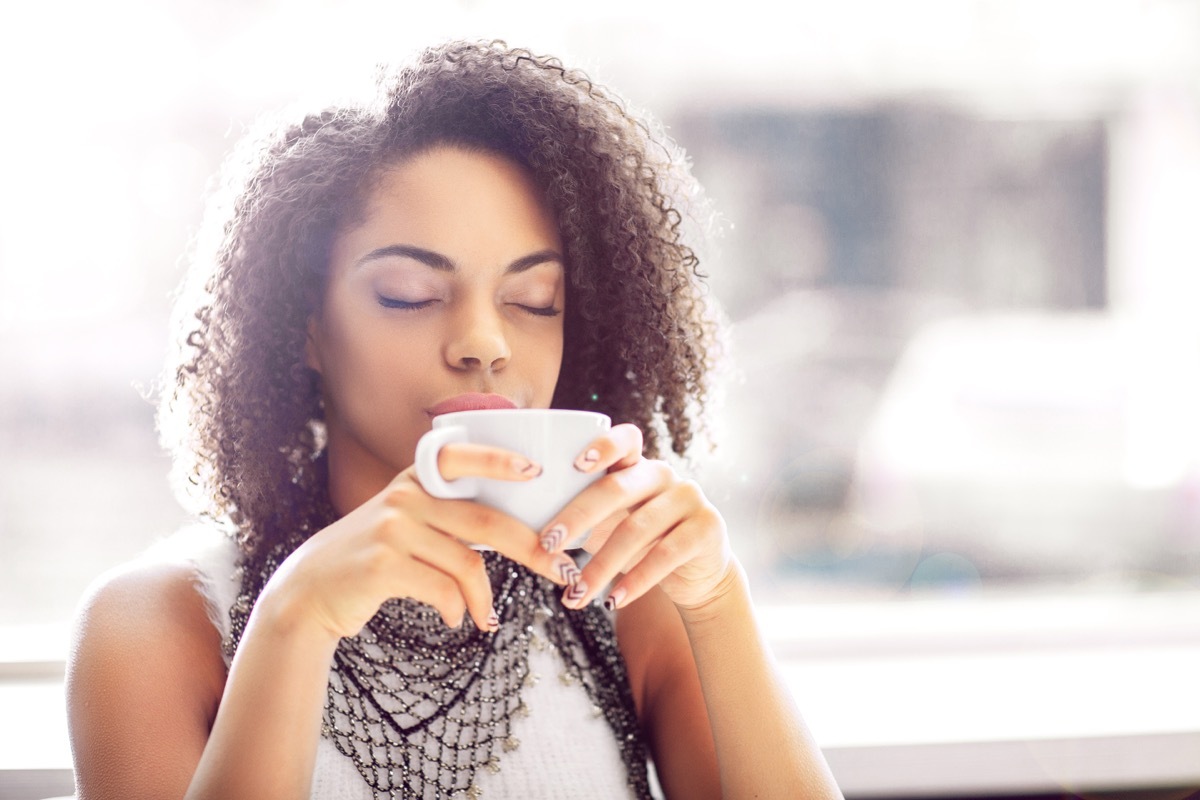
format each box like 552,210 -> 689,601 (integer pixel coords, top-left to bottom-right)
563,579 -> 589,607
604,587 -> 627,611
540,524 -> 567,552
554,555 -> 581,585
487,609 -> 500,632
575,448 -> 601,472
516,458 -> 542,477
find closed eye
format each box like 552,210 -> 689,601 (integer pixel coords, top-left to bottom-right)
377,294 -> 436,311
516,304 -> 562,317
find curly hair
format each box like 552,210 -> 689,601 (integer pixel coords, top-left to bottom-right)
160,39 -> 720,555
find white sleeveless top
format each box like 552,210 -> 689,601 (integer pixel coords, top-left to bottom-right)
168,527 -> 659,799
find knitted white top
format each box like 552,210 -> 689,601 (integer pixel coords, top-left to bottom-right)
168,527 -> 657,799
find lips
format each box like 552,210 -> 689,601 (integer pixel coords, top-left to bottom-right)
427,393 -> 519,418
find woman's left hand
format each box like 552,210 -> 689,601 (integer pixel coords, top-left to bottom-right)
538,422 -> 735,612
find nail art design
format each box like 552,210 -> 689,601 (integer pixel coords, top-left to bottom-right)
575,447 -> 601,471
540,524 -> 567,552
563,580 -> 588,606
555,556 -> 582,585
518,459 -> 543,477
604,587 -> 627,611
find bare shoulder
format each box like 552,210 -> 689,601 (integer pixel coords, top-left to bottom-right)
69,554 -> 227,715
74,555 -> 214,628
67,555 -> 227,798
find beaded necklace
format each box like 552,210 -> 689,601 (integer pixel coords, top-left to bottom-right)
225,526 -> 653,800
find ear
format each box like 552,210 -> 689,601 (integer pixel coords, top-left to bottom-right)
304,316 -> 324,375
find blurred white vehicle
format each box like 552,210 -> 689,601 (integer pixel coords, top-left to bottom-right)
849,312 -> 1200,579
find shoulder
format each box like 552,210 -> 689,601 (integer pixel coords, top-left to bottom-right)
73,554 -> 221,647
74,522 -> 239,660
67,550 -> 231,796
68,550 -> 229,736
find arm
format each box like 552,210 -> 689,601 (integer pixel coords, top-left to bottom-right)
182,579 -> 338,799
677,564 -> 841,798
540,424 -> 843,798
67,558 -> 339,800
68,448 -> 584,800
67,561 -> 228,800
619,576 -> 841,799
616,585 -> 720,799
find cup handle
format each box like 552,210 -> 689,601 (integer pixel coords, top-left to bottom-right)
413,425 -> 479,499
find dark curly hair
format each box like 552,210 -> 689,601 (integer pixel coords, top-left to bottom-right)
160,39 -> 720,556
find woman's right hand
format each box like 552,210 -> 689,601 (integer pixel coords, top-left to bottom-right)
255,443 -> 582,641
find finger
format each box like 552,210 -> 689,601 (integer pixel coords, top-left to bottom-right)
573,423 -> 644,474
406,531 -> 498,631
539,458 -> 675,554
580,509 -> 629,554
388,560 -> 470,628
598,518 -> 707,611
419,493 -> 585,590
567,488 -> 689,607
437,442 -> 542,482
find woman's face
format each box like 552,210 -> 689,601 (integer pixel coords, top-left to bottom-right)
307,145 -> 566,509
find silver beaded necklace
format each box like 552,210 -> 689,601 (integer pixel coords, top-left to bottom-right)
227,530 -> 653,800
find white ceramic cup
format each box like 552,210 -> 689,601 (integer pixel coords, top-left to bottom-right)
414,409 -> 611,547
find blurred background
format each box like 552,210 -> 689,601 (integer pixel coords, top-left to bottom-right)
2,0 -> 1199,625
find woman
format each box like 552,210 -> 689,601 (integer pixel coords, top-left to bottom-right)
66,40 -> 843,799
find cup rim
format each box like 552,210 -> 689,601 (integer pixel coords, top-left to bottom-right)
432,408 -> 610,425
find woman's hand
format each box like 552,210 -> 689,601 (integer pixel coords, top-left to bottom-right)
537,423 -> 735,612
256,444 -> 583,642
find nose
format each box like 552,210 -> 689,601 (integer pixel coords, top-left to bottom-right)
444,303 -> 511,372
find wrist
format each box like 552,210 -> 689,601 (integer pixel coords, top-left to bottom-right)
248,581 -> 342,658
675,558 -> 750,629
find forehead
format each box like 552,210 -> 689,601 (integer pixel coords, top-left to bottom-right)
335,145 -> 562,265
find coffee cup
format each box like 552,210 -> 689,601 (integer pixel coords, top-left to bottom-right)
414,409 -> 611,547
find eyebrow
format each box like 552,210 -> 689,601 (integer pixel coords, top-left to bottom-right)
356,244 -> 563,274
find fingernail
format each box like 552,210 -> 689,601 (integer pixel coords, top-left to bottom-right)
604,587 -> 627,611
516,458 -> 543,477
554,555 -> 581,586
540,524 -> 567,552
574,448 -> 601,472
563,579 -> 589,608
487,609 -> 500,632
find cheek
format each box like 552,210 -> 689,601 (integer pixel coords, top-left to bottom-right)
317,313 -> 420,404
